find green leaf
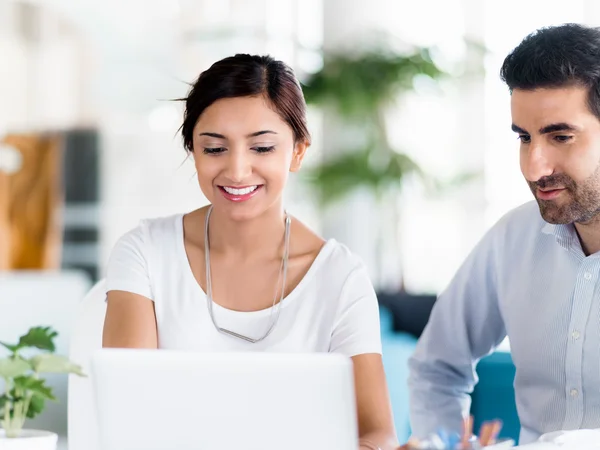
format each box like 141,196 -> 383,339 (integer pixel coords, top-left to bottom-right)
13,377 -> 55,401
17,327 -> 57,352
0,394 -> 8,411
25,394 -> 46,419
0,341 -> 19,353
303,147 -> 424,205
30,354 -> 86,377
427,170 -> 482,197
0,358 -> 30,378
302,47 -> 448,118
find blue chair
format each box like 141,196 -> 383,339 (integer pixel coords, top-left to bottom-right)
471,350 -> 520,444
379,306 -> 418,443
379,303 -> 520,445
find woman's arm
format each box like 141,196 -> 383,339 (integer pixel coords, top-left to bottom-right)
102,290 -> 158,348
352,353 -> 399,450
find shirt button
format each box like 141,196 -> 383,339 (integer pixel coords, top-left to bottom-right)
584,272 -> 592,280
570,389 -> 579,397
572,331 -> 581,340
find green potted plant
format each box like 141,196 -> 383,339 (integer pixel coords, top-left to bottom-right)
301,44 -> 481,288
0,326 -> 85,450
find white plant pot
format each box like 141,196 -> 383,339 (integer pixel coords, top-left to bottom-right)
0,429 -> 58,450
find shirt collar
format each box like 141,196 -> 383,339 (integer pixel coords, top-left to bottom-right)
541,222 -> 579,251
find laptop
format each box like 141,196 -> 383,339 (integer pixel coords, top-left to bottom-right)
91,349 -> 359,450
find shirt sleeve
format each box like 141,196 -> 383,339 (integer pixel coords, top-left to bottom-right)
407,222 -> 507,439
329,263 -> 382,357
105,223 -> 154,301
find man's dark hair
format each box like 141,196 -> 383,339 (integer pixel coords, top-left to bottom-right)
500,23 -> 600,119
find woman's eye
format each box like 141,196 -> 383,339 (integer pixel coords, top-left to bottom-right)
203,147 -> 226,154
253,146 -> 275,153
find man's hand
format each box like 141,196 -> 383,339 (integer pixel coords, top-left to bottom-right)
397,417 -> 503,449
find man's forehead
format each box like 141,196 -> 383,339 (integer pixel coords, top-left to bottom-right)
511,87 -> 591,130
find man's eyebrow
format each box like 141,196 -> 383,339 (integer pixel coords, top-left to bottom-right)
539,123 -> 579,134
511,124 -> 528,134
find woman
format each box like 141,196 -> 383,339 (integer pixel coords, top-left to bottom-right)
102,54 -> 398,450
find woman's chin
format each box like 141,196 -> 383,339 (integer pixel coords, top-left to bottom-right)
211,203 -> 265,222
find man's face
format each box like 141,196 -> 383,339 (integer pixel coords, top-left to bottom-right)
512,86 -> 600,224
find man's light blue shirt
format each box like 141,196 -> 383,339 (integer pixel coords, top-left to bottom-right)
408,201 -> 600,444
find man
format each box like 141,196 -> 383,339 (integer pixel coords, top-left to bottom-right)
408,23 -> 600,445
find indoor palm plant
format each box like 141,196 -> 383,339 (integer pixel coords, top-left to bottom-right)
301,44 -> 480,289
301,46 -> 446,202
0,326 -> 84,450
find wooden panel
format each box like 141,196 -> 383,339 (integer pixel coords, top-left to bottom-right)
0,133 -> 63,270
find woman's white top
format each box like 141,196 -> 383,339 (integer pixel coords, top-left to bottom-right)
105,214 -> 382,356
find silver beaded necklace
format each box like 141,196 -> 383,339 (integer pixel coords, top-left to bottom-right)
204,204 -> 291,343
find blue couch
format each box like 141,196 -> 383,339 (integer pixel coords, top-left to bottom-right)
379,305 -> 520,444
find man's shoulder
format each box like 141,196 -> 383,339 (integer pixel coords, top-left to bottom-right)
481,201 -> 549,254
493,200 -> 545,233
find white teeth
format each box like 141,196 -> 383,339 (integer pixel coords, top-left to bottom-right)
223,185 -> 258,195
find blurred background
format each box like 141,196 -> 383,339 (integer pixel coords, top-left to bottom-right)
4,0 -> 599,290
2,0 -> 600,447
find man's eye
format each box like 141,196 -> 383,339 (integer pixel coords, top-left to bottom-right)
554,135 -> 573,143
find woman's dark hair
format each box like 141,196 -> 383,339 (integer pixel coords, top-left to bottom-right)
180,54 -> 310,152
500,23 -> 600,120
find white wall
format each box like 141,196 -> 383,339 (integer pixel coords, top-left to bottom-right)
98,113 -> 201,270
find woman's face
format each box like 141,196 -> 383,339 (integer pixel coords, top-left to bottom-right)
192,95 -> 308,221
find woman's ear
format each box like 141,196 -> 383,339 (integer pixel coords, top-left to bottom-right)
290,140 -> 310,172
